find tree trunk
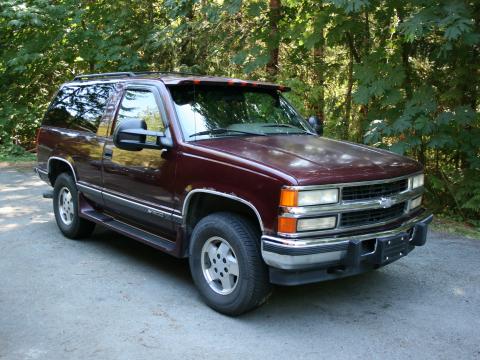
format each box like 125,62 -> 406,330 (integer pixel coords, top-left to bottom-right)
357,12 -> 371,142
312,13 -> 325,123
180,0 -> 195,67
346,31 -> 364,142
364,11 -> 370,53
344,46 -> 354,140
401,42 -> 413,100
266,0 -> 281,80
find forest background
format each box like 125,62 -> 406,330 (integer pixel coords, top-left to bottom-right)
1,0 -> 479,226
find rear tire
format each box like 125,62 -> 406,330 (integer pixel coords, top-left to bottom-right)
53,173 -> 95,239
189,212 -> 272,316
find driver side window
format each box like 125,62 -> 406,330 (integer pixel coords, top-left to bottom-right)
116,89 -> 165,133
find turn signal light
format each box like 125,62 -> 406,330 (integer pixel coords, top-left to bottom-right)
280,189 -> 298,207
277,217 -> 297,233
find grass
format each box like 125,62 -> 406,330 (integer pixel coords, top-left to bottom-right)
431,216 -> 480,240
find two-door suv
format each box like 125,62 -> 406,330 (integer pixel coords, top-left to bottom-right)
35,71 -> 432,315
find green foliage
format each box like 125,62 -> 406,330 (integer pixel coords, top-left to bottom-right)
0,143 -> 36,162
0,0 -> 478,221
426,169 -> 480,224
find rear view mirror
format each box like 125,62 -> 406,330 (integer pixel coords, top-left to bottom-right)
308,116 -> 324,136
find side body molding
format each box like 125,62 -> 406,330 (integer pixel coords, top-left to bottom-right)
182,189 -> 265,232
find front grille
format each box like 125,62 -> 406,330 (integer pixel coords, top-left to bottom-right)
342,179 -> 408,201
340,203 -> 406,228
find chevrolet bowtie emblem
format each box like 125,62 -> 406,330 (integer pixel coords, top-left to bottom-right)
378,197 -> 394,208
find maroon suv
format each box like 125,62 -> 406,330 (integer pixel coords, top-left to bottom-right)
35,71 -> 432,315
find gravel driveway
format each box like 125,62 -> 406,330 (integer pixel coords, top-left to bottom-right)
1,163 -> 479,360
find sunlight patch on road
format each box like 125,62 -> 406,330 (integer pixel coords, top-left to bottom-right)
0,205 -> 37,218
0,223 -> 19,233
17,348 -> 48,360
453,287 -> 465,296
0,185 -> 30,192
29,212 -> 54,224
0,181 -> 44,193
21,180 -> 45,187
1,194 -> 31,201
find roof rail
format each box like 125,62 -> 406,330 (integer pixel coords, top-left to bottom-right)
72,71 -> 205,81
133,71 -> 202,76
73,72 -> 136,81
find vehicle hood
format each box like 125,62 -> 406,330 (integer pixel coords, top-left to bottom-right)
195,135 -> 422,185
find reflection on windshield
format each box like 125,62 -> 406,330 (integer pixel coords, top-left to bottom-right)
169,85 -> 311,140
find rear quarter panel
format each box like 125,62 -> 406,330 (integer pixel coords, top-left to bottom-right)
36,127 -> 78,180
37,126 -> 104,185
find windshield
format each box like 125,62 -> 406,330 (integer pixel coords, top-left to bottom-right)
168,85 -> 313,141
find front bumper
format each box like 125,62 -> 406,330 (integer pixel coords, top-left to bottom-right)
262,210 -> 433,285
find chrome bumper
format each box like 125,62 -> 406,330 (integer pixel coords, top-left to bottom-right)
262,210 -> 433,271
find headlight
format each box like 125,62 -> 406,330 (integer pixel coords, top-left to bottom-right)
410,196 -> 422,209
410,174 -> 424,189
298,189 -> 339,206
280,188 -> 339,206
297,216 -> 337,231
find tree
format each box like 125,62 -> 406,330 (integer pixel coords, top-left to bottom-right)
0,0 -> 478,221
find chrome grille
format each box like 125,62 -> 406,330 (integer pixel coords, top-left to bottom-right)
340,202 -> 406,228
342,179 -> 408,201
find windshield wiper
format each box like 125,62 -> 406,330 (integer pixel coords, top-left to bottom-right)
189,128 -> 266,138
262,124 -> 314,134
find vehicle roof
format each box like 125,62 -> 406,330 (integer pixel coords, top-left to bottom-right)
67,72 -> 291,92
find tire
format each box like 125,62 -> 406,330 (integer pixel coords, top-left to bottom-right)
189,212 -> 272,316
53,173 -> 95,239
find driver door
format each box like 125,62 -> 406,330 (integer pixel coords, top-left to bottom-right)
101,85 -> 177,238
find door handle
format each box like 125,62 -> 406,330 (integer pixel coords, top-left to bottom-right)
104,148 -> 113,158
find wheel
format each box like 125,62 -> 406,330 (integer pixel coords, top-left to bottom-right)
53,173 -> 95,239
189,212 -> 272,316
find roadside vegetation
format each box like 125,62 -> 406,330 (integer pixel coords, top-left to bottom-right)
432,217 -> 480,240
0,0 -> 478,229
0,144 -> 35,162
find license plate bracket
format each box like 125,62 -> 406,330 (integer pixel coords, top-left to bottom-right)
376,232 -> 410,265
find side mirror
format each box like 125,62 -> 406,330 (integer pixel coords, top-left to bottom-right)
113,118 -> 147,151
113,118 -> 172,151
308,115 -> 324,136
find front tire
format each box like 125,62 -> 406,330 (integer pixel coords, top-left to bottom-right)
53,173 -> 95,239
189,212 -> 272,316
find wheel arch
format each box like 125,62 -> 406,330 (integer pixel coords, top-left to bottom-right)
47,156 -> 77,185
182,189 -> 264,236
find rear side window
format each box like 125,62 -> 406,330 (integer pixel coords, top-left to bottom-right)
43,84 -> 114,133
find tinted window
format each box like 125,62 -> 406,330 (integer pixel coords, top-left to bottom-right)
169,85 -> 310,141
116,89 -> 165,132
43,84 -> 114,133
